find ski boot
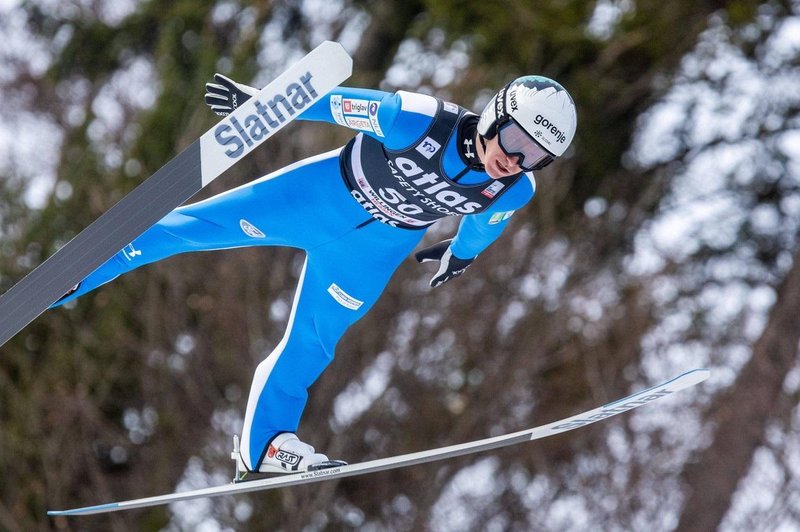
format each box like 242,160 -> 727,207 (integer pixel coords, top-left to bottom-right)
232,433 -> 347,482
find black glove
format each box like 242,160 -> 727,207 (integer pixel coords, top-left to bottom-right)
204,73 -> 258,116
415,239 -> 475,288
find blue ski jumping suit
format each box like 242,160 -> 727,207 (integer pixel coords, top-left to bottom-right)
54,87 -> 536,471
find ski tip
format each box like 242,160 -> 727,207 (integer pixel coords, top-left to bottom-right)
681,368 -> 711,386
48,503 -> 120,517
657,368 -> 710,393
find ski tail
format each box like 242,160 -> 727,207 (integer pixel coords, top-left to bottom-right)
0,41 -> 352,348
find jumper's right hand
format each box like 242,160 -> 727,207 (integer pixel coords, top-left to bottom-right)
204,73 -> 258,116
415,239 -> 475,288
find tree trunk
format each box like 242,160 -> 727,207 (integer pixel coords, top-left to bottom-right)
677,248 -> 800,531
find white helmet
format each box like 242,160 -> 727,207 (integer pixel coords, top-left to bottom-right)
477,76 -> 577,170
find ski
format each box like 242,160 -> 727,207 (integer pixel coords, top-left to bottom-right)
0,41 -> 352,348
48,368 -> 709,517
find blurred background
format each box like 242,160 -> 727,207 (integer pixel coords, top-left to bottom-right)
1,0 -> 799,530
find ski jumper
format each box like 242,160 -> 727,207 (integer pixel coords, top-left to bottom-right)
53,87 -> 536,471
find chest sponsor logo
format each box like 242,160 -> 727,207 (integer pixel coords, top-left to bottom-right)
383,156 -> 484,216
443,101 -> 459,114
415,136 -> 441,159
481,181 -> 505,198
350,132 -> 506,227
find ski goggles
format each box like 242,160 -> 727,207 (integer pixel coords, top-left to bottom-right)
496,120 -> 555,171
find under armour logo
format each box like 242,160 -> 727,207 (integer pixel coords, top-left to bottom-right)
240,219 -> 266,238
463,138 -> 475,158
122,243 -> 142,261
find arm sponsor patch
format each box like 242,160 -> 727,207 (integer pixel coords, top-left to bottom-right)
345,116 -> 375,133
488,210 -> 515,224
330,95 -> 347,126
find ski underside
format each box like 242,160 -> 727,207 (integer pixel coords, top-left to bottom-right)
48,368 -> 709,517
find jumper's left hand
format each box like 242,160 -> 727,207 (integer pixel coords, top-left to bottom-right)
415,239 -> 475,288
204,73 -> 258,116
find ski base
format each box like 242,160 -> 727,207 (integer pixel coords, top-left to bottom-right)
48,369 -> 709,517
